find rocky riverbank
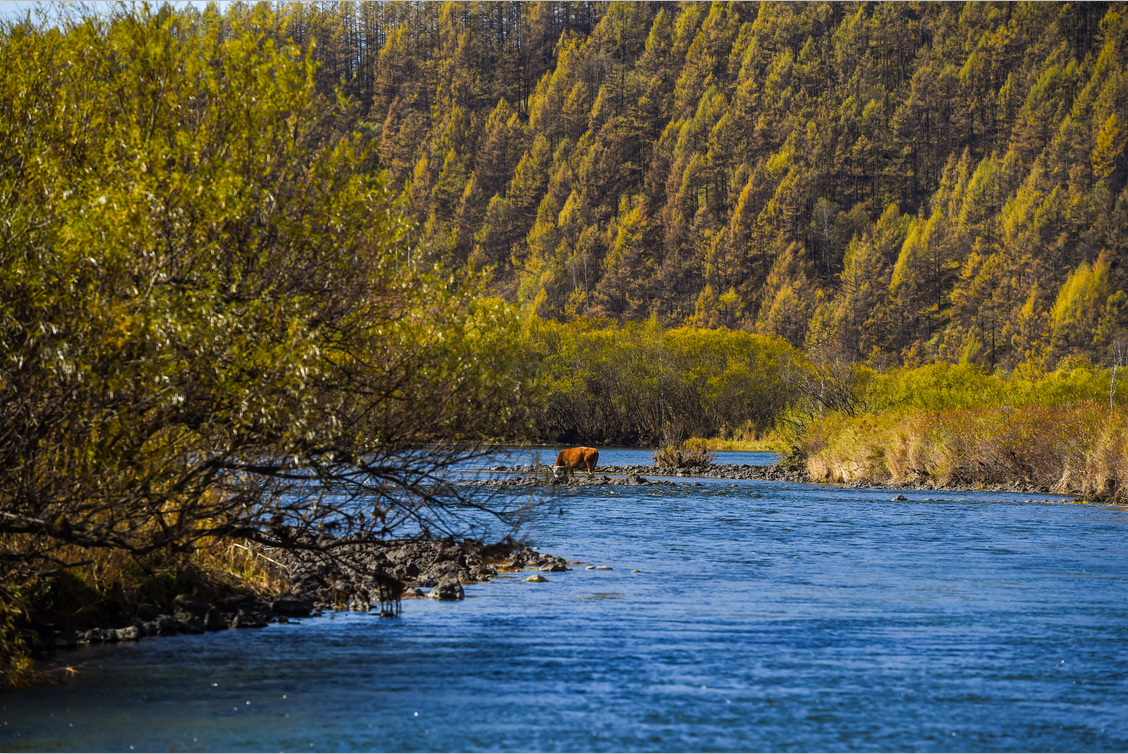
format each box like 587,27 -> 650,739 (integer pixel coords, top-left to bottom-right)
475,463 -> 808,486
39,536 -> 566,654
477,461 -> 1081,500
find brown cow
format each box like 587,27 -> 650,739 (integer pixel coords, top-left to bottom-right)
554,446 -> 599,478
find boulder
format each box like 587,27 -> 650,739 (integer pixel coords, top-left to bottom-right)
176,614 -> 206,634
420,561 -> 465,584
271,597 -> 314,618
540,563 -> 567,572
401,587 -> 426,599
154,615 -> 180,636
231,609 -> 269,629
428,579 -> 465,601
116,626 -> 142,642
173,594 -> 212,617
204,609 -> 229,631
892,494 -> 908,501
392,562 -> 421,581
524,574 -> 548,583
81,628 -> 108,644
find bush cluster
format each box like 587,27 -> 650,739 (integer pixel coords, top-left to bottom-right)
652,440 -> 717,469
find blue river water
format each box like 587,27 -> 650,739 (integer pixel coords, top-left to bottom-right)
3,451 -> 1127,752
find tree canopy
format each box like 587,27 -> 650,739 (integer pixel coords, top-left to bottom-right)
0,4 -> 535,584
280,0 -> 1128,371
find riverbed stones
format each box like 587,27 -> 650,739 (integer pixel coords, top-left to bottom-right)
429,579 -> 465,601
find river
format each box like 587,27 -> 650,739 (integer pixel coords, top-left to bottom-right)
3,450 -> 1127,752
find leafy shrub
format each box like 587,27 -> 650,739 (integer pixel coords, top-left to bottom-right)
652,439 -> 716,469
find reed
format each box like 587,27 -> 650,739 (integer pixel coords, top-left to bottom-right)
799,404 -> 1128,501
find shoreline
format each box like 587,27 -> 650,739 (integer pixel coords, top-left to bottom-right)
26,466 -> 1102,678
27,536 -> 569,672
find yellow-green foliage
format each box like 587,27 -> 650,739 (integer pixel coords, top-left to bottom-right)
865,362 -> 1123,413
802,403 -> 1128,501
526,316 -> 794,444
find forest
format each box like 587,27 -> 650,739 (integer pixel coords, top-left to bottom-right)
277,0 -> 1128,371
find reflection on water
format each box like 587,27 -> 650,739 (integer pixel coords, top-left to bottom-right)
3,477 -> 1126,752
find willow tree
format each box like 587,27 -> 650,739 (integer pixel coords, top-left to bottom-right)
0,6 -> 535,590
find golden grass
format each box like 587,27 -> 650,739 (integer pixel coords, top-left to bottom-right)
686,434 -> 790,453
799,403 -> 1128,501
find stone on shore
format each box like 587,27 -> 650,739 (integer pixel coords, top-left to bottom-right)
204,609 -> 229,631
429,579 -> 465,601
116,626 -> 142,642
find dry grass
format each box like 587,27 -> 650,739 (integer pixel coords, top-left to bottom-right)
687,435 -> 789,452
800,403 -> 1128,501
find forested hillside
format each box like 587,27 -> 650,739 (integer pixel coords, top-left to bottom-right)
271,1 -> 1128,371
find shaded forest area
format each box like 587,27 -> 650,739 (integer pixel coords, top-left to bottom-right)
275,0 -> 1128,371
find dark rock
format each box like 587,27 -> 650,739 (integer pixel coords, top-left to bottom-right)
80,628 -> 106,644
108,611 -> 133,629
204,609 -> 229,631
52,629 -> 78,650
177,614 -> 206,634
540,563 -> 567,572
420,561 -> 465,584
232,610 -> 269,629
173,594 -> 212,617
401,587 -> 426,599
135,604 -> 161,621
392,562 -> 421,580
428,579 -> 465,601
434,546 -> 466,566
271,597 -> 314,617
892,494 -> 908,501
154,615 -> 180,636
